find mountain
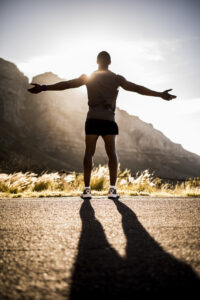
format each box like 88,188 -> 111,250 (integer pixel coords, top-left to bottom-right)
0,57 -> 200,179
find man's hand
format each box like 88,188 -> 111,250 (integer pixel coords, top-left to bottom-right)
161,89 -> 177,101
28,83 -> 43,94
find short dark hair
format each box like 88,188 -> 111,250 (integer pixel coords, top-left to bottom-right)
97,51 -> 111,65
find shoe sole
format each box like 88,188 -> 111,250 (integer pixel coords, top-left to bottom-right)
108,195 -> 120,199
81,195 -> 92,200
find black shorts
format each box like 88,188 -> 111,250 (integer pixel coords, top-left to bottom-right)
85,118 -> 119,136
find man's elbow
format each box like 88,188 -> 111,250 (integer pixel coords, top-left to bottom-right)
62,80 -> 79,89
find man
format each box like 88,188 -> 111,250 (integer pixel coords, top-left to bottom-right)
28,51 -> 176,200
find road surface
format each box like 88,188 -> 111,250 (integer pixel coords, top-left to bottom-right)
0,197 -> 200,299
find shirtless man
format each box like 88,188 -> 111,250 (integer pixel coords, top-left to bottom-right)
28,51 -> 176,199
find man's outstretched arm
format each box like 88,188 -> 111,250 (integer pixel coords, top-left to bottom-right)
120,79 -> 177,101
28,74 -> 87,94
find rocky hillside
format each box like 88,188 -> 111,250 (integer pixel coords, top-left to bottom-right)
0,57 -> 200,179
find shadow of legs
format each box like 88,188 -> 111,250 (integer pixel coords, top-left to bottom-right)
112,199 -> 200,296
69,200 -> 121,299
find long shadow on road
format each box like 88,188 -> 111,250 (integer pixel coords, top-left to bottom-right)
69,199 -> 200,299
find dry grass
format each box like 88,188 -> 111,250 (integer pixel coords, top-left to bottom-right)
0,164 -> 200,198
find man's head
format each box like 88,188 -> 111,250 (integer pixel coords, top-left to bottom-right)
97,51 -> 111,68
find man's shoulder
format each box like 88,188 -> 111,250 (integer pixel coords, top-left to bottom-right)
108,71 -> 126,80
79,74 -> 89,84
115,74 -> 126,85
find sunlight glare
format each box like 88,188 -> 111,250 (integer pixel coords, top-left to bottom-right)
19,36 -> 165,83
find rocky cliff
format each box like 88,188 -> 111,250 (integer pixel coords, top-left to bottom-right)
0,57 -> 200,179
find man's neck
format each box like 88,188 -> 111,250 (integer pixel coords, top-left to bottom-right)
98,66 -> 109,71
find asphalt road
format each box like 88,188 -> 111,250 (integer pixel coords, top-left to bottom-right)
0,197 -> 200,299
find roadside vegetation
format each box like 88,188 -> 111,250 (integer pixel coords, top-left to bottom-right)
0,164 -> 199,198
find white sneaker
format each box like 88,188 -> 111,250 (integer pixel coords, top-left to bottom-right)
108,187 -> 120,199
81,187 -> 92,199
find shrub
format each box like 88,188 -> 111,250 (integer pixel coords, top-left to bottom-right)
33,181 -> 51,192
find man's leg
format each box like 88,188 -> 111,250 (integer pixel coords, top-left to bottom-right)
83,134 -> 99,187
102,135 -> 118,186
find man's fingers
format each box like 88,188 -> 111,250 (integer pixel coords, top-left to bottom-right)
169,95 -> 176,100
162,93 -> 177,101
165,89 -> 172,93
27,86 -> 39,93
30,82 -> 40,87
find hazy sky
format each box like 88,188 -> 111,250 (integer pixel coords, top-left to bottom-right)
1,0 -> 200,154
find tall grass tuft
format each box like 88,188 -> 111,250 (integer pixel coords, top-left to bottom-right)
0,165 -> 199,197
90,165 -> 109,190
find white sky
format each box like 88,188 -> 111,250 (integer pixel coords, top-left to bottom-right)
0,0 -> 200,154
